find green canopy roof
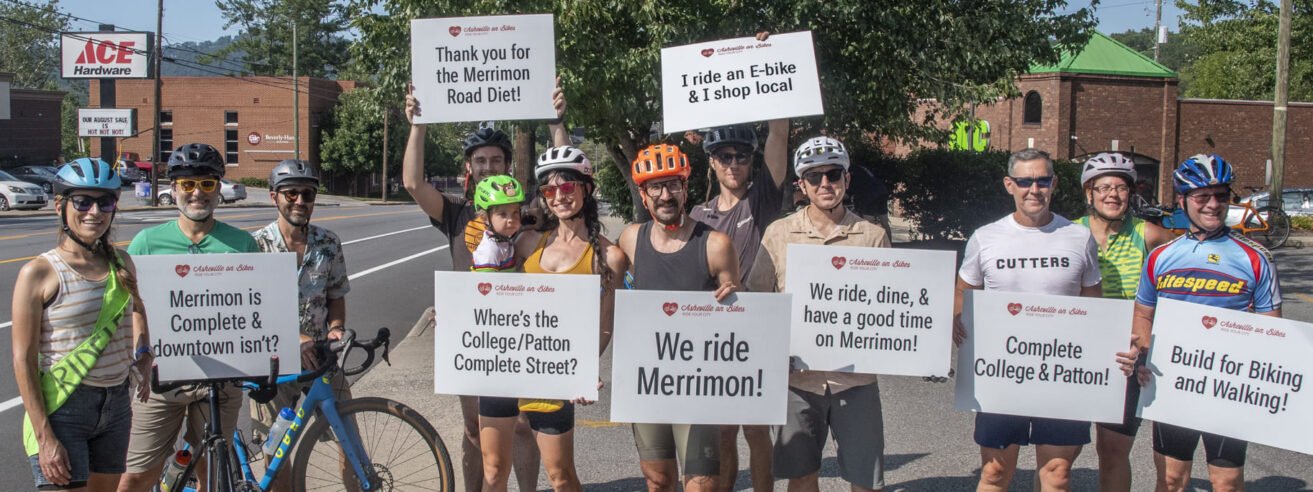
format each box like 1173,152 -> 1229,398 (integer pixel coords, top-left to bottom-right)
1029,31 -> 1176,78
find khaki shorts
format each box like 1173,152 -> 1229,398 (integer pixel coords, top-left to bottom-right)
250,371 -> 352,440
125,385 -> 244,473
631,423 -> 720,477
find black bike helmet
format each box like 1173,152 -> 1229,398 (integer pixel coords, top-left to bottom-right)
462,128 -> 513,161
167,143 -> 226,178
703,125 -> 759,153
269,159 -> 320,189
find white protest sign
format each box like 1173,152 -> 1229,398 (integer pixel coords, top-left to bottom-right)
410,14 -> 556,124
784,244 -> 954,377
434,272 -> 600,400
954,290 -> 1131,423
78,108 -> 136,137
135,253 -> 300,381
610,291 -> 790,425
1139,298 -> 1313,455
660,31 -> 823,133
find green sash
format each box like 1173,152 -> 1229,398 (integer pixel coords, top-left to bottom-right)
22,265 -> 131,456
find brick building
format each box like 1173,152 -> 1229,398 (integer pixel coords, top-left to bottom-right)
0,72 -> 66,165
900,32 -> 1311,202
89,76 -> 357,181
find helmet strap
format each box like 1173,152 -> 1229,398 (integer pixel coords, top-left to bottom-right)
57,201 -> 107,253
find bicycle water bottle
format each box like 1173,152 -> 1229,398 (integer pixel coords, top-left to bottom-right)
262,407 -> 295,456
157,449 -> 191,492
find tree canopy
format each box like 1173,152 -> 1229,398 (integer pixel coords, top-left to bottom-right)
1175,0 -> 1312,101
212,0 -> 351,78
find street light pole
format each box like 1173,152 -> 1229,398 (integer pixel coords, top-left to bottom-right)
1270,0 -> 1291,196
152,0 -> 163,206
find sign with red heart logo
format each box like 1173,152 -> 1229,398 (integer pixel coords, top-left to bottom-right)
477,283 -> 492,296
448,26 -> 461,37
174,264 -> 190,278
831,257 -> 846,270
1201,316 -> 1218,329
700,48 -> 714,57
662,302 -> 678,317
1007,303 -> 1022,316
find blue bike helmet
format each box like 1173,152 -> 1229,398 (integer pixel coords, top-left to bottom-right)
53,157 -> 121,196
1173,154 -> 1234,194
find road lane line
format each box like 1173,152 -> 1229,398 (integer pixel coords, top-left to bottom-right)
0,397 -> 21,413
0,321 -> 10,329
348,245 -> 448,281
342,226 -> 429,246
1296,293 -> 1313,304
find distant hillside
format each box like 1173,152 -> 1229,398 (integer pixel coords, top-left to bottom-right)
161,36 -> 244,76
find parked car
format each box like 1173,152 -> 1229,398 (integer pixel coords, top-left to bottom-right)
157,178 -> 247,205
1240,188 -> 1313,216
8,165 -> 59,193
0,169 -> 49,211
115,152 -> 155,185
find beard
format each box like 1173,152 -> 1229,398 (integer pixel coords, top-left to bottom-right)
178,200 -> 215,222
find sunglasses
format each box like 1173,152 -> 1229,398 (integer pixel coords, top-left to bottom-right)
1186,190 -> 1231,205
538,181 -> 581,200
801,168 -> 845,186
278,188 -> 317,203
1009,175 -> 1055,189
175,178 -> 220,193
68,194 -> 118,212
712,152 -> 752,166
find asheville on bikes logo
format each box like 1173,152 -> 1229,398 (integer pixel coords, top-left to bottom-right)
1003,301 -> 1086,318
1201,315 -> 1217,329
831,256 -> 846,270
448,24 -> 516,37
660,301 -> 744,317
477,282 -> 492,296
700,48 -> 714,57
175,265 -> 190,278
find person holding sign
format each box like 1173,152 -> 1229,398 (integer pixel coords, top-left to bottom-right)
13,158 -> 151,491
248,160 -> 352,491
117,144 -> 261,492
1117,154 -> 1282,492
953,148 -> 1103,492
746,136 -> 892,492
403,82 -> 570,492
1073,152 -> 1171,492
618,144 -> 740,492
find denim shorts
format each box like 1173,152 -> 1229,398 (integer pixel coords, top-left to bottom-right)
29,382 -> 133,490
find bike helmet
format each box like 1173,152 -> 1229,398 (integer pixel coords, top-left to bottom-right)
462,127 -> 513,160
167,143 -> 226,178
630,144 -> 691,187
1080,152 -> 1137,187
269,159 -> 320,189
702,125 -> 758,153
794,136 -> 850,175
53,157 -> 121,196
535,146 -> 592,180
1173,153 -> 1234,194
473,175 -> 525,211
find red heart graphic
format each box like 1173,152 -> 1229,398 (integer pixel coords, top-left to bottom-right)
662,302 -> 678,317
1007,303 -> 1022,316
175,265 -> 190,278
1201,316 -> 1217,329
700,48 -> 714,57
477,283 -> 492,296
449,26 -> 461,37
831,257 -> 847,270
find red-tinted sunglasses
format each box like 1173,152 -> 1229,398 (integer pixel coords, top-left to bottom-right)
539,181 -> 581,199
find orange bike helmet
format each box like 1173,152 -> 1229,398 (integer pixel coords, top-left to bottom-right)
630,144 -> 691,187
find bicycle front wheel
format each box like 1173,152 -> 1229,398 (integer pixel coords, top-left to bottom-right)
1246,206 -> 1292,249
292,397 -> 454,492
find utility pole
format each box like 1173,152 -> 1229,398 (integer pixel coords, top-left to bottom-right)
151,0 -> 163,206
1153,0 -> 1164,62
293,21 -> 301,161
381,110 -> 389,202
1270,0 -> 1291,196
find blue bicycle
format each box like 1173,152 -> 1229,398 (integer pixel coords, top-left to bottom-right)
152,328 -> 453,491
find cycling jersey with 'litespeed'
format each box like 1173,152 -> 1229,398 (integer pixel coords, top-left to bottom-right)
1135,231 -> 1280,312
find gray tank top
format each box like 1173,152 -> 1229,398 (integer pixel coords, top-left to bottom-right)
633,221 -> 718,291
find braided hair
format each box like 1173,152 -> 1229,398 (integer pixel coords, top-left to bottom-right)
538,169 -> 612,288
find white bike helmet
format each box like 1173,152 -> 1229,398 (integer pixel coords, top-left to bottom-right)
793,136 -> 850,175
535,145 -> 593,180
1080,152 -> 1137,187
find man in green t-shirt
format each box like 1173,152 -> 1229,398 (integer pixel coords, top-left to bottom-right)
117,143 -> 259,492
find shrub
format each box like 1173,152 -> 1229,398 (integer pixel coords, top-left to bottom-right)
238,177 -> 269,189
1291,215 -> 1313,231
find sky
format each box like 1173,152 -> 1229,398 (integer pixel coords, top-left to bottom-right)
56,0 -> 1184,47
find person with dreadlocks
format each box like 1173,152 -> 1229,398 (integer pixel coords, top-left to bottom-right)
13,157 -> 151,491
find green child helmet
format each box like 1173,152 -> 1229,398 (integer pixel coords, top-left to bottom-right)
473,175 -> 525,211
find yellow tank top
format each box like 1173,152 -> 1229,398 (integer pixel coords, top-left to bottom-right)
522,231 -> 594,275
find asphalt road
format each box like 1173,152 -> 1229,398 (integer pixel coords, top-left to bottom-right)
0,203 -> 450,491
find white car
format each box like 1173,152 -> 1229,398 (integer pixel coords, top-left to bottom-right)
0,170 -> 49,211
157,179 -> 248,205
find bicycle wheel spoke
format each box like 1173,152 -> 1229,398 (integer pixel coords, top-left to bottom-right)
295,398 -> 451,491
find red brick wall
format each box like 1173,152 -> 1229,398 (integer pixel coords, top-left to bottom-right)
90,77 -> 356,181
1177,98 -> 1313,192
0,89 -> 64,164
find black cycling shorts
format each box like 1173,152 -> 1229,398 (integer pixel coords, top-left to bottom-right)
1152,422 -> 1247,467
477,396 -> 575,435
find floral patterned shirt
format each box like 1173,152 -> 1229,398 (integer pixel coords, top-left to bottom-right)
253,223 -> 351,339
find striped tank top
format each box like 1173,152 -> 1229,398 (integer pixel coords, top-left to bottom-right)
39,251 -> 135,387
1076,216 -> 1147,300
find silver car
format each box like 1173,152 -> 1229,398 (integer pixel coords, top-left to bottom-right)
1240,188 -> 1313,216
0,170 -> 49,211
157,179 -> 248,205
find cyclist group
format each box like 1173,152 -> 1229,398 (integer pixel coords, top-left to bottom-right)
13,78 -> 1284,492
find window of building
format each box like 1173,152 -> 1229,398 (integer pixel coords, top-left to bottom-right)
225,129 -> 239,164
225,111 -> 239,125
1023,91 -> 1042,124
159,110 -> 172,125
158,128 -> 173,162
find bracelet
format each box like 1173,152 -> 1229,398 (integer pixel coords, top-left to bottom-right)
134,346 -> 152,361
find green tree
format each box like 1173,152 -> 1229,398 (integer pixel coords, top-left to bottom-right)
347,0 -> 1097,220
1176,0 -> 1312,101
319,87 -> 467,192
1108,27 -> 1199,72
0,0 -> 68,90
211,0 -> 351,77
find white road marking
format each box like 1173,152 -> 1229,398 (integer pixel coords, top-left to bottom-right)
0,397 -> 22,413
342,226 -> 429,246
0,321 -> 10,329
348,245 -> 448,281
